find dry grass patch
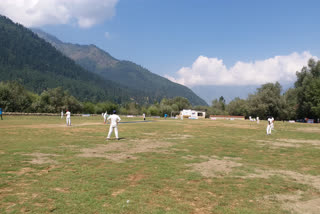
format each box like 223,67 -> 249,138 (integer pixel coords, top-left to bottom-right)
7,167 -> 35,176
240,169 -> 320,191
265,190 -> 320,214
77,139 -> 174,162
256,138 -> 320,148
186,156 -> 243,177
52,187 -> 70,193
256,140 -> 301,148
278,138 -> 320,146
164,134 -> 193,140
297,127 -> 320,133
23,153 -> 60,164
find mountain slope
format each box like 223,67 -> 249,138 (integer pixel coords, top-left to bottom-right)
0,15 -> 134,103
33,29 -> 207,106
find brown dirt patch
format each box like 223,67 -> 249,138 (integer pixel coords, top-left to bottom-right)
23,153 -> 60,164
111,189 -> 126,197
265,191 -> 320,214
77,139 -> 174,162
278,138 -> 320,146
297,127 -> 320,133
165,134 -> 193,140
7,167 -> 35,176
186,156 -> 242,177
143,132 -> 158,136
52,187 -> 70,193
257,138 -> 320,148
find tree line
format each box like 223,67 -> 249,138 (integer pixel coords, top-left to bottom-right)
1,59 -> 320,120
0,81 -> 192,116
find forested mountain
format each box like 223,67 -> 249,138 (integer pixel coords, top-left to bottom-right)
33,29 -> 207,106
0,15 -> 135,103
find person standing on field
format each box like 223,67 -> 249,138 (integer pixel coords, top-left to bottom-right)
106,110 -> 121,140
103,111 -> 108,124
66,110 -> 71,126
271,117 -> 275,130
0,108 -> 3,120
266,116 -> 272,135
61,111 -> 63,119
143,113 -> 146,121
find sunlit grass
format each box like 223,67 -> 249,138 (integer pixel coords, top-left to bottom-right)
1,116 -> 320,213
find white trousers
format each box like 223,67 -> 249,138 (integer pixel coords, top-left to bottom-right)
66,117 -> 71,126
107,125 -> 118,139
266,125 -> 271,135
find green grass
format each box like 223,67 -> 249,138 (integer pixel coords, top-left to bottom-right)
0,116 -> 320,213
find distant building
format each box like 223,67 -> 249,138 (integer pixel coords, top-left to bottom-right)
210,115 -> 245,120
180,109 -> 206,119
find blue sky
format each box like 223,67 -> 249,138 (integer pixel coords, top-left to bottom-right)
1,0 -> 320,101
40,0 -> 320,75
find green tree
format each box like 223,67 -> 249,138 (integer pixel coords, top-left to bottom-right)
247,82 -> 282,119
0,81 -> 33,112
295,58 -> 320,119
227,97 -> 248,116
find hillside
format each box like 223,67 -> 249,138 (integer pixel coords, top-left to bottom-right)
0,15 -> 136,103
33,29 -> 207,106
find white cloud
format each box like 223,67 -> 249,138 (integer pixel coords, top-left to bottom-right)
0,0 -> 119,28
166,52 -> 318,86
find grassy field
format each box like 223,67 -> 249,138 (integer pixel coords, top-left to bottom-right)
0,116 -> 320,214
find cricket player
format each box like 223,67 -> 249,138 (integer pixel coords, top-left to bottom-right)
266,117 -> 272,135
103,111 -> 108,124
256,117 -> 259,124
271,117 -> 275,130
106,110 -> 121,140
143,113 -> 146,121
66,110 -> 71,126
61,111 -> 63,119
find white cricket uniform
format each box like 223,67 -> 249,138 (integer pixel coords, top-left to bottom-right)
266,118 -> 272,135
271,117 -> 274,130
61,111 -> 63,119
107,114 -> 121,139
103,112 -> 108,123
143,113 -> 145,120
256,117 -> 259,124
66,111 -> 71,126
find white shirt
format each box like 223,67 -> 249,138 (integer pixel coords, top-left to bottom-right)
66,111 -> 71,118
268,118 -> 272,125
107,114 -> 121,127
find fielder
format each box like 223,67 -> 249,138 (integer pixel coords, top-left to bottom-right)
106,110 -> 121,140
103,111 -> 108,124
143,113 -> 146,121
66,110 -> 71,126
266,117 -> 272,135
61,111 -> 63,119
271,117 -> 275,130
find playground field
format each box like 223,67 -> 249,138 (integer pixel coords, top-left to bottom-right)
0,116 -> 320,214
